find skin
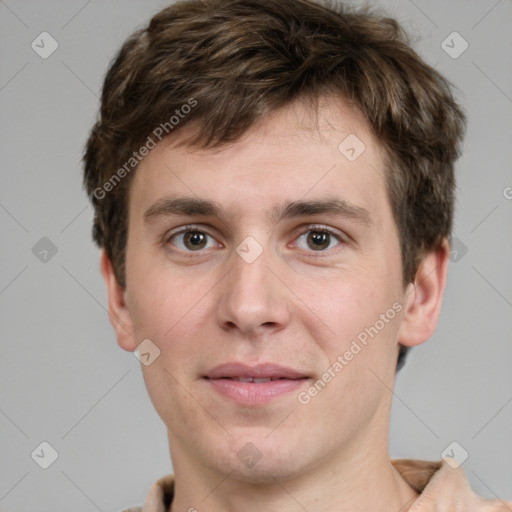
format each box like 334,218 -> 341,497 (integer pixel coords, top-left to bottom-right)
102,96 -> 450,512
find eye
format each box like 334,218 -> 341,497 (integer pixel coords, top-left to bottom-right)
167,227 -> 219,252
294,227 -> 343,252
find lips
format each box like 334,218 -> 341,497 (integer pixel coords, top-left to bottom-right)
204,363 -> 309,405
227,377 -> 285,383
204,362 -> 307,380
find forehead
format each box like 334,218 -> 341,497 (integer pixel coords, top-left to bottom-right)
129,96 -> 389,218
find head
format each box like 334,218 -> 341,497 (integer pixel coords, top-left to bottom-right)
84,0 -> 465,482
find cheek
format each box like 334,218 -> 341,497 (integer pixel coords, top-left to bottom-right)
293,269 -> 402,366
129,270 -> 211,425
140,358 -> 203,442
295,273 -> 403,423
295,272 -> 398,346
126,252 -> 204,337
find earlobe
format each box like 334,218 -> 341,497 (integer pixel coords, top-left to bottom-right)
397,239 -> 450,348
100,250 -> 138,352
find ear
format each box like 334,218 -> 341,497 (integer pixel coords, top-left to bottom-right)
100,249 -> 137,352
398,238 -> 450,347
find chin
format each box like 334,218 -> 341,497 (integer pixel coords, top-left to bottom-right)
221,457 -> 309,485
209,433 -> 317,484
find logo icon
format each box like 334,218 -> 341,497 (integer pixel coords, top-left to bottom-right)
31,32 -> 59,59
441,441 -> 469,469
134,339 -> 161,366
449,237 -> 468,263
236,236 -> 263,264
441,32 -> 468,59
338,134 -> 366,162
31,441 -> 59,469
32,237 -> 58,263
237,442 -> 263,468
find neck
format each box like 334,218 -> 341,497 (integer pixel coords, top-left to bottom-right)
168,437 -> 418,512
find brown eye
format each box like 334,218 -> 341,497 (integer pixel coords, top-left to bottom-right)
294,228 -> 342,252
306,231 -> 331,250
168,229 -> 217,252
183,231 -> 207,250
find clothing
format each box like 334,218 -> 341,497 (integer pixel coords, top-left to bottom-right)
121,459 -> 512,512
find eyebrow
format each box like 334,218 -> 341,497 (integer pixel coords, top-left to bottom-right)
143,196 -> 372,226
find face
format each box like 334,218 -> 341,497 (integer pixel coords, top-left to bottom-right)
117,97 -> 414,482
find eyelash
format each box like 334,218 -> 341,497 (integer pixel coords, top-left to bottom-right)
164,224 -> 347,256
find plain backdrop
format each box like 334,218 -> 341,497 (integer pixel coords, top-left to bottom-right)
1,0 -> 511,510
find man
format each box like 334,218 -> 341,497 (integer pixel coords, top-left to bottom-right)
83,0 -> 511,510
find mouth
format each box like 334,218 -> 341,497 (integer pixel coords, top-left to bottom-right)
216,376 -> 299,383
203,363 -> 310,405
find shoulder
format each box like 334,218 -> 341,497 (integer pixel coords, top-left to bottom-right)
119,474 -> 175,512
391,458 -> 512,511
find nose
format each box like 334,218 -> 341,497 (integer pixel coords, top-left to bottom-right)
215,242 -> 292,337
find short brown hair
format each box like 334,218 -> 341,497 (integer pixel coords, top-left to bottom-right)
83,0 -> 466,368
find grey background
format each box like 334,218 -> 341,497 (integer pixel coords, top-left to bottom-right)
1,0 -> 511,510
